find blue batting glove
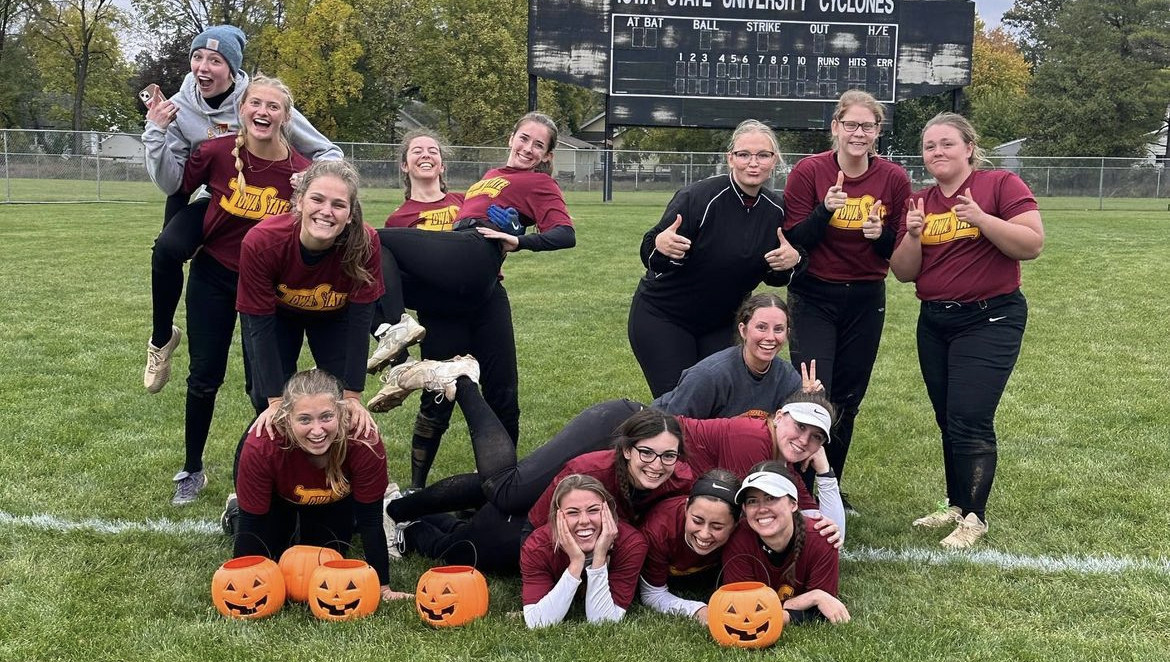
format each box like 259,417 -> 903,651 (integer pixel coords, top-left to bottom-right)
487,204 -> 523,235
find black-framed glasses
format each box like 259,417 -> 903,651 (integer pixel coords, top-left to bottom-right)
839,120 -> 879,133
730,150 -> 777,163
633,446 -> 679,466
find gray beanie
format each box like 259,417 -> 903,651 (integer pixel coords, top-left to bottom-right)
190,25 -> 246,74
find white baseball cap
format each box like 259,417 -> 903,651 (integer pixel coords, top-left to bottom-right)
780,401 -> 832,444
735,471 -> 799,504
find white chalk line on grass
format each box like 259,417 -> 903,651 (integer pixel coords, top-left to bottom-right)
3,510 -> 1168,576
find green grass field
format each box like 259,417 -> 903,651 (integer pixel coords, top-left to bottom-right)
1,189 -> 1169,661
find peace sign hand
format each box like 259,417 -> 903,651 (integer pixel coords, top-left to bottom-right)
824,171 -> 847,211
801,360 -> 824,394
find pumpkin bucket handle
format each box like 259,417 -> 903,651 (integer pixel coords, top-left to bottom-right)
437,538 -> 479,569
234,529 -> 274,558
712,552 -> 775,591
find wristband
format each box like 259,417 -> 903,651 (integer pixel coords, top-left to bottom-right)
816,470 -> 836,478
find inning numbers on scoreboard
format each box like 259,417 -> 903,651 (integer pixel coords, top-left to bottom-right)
611,14 -> 897,102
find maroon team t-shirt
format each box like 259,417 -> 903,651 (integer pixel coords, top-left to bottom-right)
721,517 -> 840,599
783,150 -> 911,282
235,428 -> 389,514
639,496 -> 722,587
181,136 -> 310,272
678,416 -> 818,512
458,167 -> 572,231
519,519 -> 647,608
899,169 -> 1039,302
236,213 -> 385,315
384,192 -> 466,231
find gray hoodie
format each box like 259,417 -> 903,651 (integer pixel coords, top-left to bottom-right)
142,70 -> 343,195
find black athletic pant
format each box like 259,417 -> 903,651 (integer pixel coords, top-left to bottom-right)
392,388 -> 642,571
183,252 -> 256,475
388,392 -> 641,521
376,227 -> 505,321
917,289 -> 1027,521
409,283 -> 520,487
152,197 -> 209,347
787,276 -> 886,481
628,293 -> 735,398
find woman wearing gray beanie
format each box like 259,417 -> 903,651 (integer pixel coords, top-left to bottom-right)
142,25 -> 342,399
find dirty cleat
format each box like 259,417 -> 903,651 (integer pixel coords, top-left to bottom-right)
171,470 -> 207,505
913,501 -> 962,528
367,359 -> 424,412
144,326 -> 182,393
367,314 -> 426,374
411,355 -> 480,402
940,512 -> 988,549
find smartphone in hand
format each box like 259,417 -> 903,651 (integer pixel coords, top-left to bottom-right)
138,84 -> 165,107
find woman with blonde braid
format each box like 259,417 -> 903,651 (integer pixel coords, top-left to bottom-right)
722,461 -> 849,625
165,76 -> 310,505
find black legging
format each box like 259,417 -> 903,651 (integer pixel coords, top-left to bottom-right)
375,227 -> 505,323
152,196 -> 209,347
388,385 -> 642,523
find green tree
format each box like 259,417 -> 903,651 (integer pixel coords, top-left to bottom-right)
28,0 -> 135,134
968,19 -> 1031,146
255,0 -> 362,136
888,92 -> 954,155
403,0 -> 528,145
1021,0 -> 1170,157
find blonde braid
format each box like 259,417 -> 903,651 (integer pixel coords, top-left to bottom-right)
232,126 -> 247,194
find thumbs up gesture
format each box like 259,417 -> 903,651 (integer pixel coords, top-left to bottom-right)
824,171 -> 847,211
905,198 -> 925,239
654,214 -> 692,260
861,199 -> 883,241
764,226 -> 801,271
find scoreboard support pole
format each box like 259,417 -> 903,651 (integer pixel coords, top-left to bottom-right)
528,74 -> 538,112
602,95 -> 614,203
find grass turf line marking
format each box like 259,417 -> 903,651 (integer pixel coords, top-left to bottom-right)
0,510 -> 218,535
4,510 -> 1170,576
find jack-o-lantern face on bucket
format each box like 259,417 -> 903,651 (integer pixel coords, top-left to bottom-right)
707,581 -> 784,648
415,565 -> 489,627
308,559 -> 380,621
211,555 -> 286,620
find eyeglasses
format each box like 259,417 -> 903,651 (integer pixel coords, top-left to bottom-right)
730,150 -> 777,163
839,120 -> 879,134
633,446 -> 680,466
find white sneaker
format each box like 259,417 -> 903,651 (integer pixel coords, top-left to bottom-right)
913,502 -> 962,528
367,314 -> 426,374
367,359 -> 422,412
412,355 -> 481,402
940,512 -> 988,549
383,483 -> 408,560
144,326 -> 182,393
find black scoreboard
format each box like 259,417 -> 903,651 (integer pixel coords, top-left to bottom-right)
530,0 -> 974,130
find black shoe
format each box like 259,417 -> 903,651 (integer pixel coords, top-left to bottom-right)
841,493 -> 860,517
220,493 -> 240,536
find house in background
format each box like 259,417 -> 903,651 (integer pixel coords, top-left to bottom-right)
95,133 -> 144,164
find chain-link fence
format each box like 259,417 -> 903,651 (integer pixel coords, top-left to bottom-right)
4,128 -> 1169,210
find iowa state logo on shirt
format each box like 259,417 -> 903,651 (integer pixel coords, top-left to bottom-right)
829,195 -> 881,230
416,204 -> 460,231
465,176 -> 510,199
921,210 -> 981,245
292,484 -> 350,505
219,179 -> 292,220
277,283 -> 349,311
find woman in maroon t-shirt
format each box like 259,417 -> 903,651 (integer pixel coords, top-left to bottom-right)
520,474 -> 648,628
781,91 -> 912,508
160,77 -> 310,507
638,468 -> 740,625
890,112 -> 1044,549
234,369 -> 412,602
722,462 -> 849,626
367,112 -> 575,412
